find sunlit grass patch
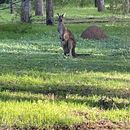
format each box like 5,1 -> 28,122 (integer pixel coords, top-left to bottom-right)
0,71 -> 130,98
55,7 -> 112,18
0,92 -> 129,128
0,100 -> 85,128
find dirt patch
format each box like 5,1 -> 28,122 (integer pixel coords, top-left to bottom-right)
53,121 -> 130,130
81,25 -> 107,40
2,120 -> 130,130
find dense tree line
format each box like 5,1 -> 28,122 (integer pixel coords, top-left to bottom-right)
0,0 -> 130,24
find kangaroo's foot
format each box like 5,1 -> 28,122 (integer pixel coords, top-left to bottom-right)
69,50 -> 73,57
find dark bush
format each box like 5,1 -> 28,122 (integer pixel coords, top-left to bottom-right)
0,0 -> 9,4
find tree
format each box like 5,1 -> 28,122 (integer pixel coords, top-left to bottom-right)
46,0 -> 54,25
129,0 -> 130,12
0,0 -> 5,4
97,0 -> 105,12
121,0 -> 130,14
35,0 -> 43,16
21,0 -> 31,23
124,0 -> 130,13
95,0 -> 97,7
10,0 -> 14,14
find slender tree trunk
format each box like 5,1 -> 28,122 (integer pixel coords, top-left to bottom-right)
97,0 -> 105,12
21,0 -> 31,23
123,0 -> 129,14
46,0 -> 54,25
35,0 -> 43,16
95,0 -> 97,7
10,0 -> 14,14
127,0 -> 130,13
129,0 -> 130,12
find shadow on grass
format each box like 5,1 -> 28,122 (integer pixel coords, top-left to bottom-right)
64,97 -> 130,110
0,85 -> 129,110
97,77 -> 130,83
1,93 -> 130,110
0,73 -> 130,109
0,81 -> 130,99
0,52 -> 130,74
75,53 -> 91,58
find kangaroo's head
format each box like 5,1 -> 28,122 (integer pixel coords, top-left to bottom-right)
57,13 -> 65,23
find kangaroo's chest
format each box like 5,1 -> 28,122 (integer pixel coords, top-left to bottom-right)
58,24 -> 65,36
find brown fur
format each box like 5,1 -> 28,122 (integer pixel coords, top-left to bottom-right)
57,14 -> 76,57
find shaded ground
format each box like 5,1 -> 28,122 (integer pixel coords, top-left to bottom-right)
53,121 -> 130,130
37,17 -> 130,24
1,120 -> 130,130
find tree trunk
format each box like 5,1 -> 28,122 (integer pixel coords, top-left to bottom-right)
97,0 -> 105,12
35,0 -> 43,16
21,0 -> 31,23
95,0 -> 97,7
123,0 -> 129,14
129,0 -> 130,12
10,0 -> 14,14
127,0 -> 130,13
46,0 -> 54,25
126,0 -> 130,13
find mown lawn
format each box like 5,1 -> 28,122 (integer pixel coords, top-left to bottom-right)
0,22 -> 130,129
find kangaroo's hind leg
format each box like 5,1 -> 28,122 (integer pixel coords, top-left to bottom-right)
62,41 -> 69,56
67,40 -> 76,57
72,47 -> 76,57
68,39 -> 74,57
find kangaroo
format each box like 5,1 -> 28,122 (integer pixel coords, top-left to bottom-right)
57,13 -> 76,57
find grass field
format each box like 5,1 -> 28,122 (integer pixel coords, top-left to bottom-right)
0,20 -> 130,129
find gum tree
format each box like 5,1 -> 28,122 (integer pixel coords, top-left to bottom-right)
97,0 -> 105,12
46,0 -> 54,25
21,0 -> 31,23
10,0 -> 14,14
95,0 -> 97,7
35,0 -> 43,16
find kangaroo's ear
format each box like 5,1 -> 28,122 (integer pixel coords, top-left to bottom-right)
57,13 -> 59,16
62,13 -> 66,17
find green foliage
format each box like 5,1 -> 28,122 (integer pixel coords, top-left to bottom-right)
54,0 -> 94,7
0,7 -> 113,23
1,1 -> 130,24
110,0 -> 130,14
54,0 -> 111,7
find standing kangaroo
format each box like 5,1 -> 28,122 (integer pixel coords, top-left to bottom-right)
57,13 -> 76,57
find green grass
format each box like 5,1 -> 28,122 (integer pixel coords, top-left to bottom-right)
0,22 -> 130,128
0,100 -> 85,128
55,7 -> 112,18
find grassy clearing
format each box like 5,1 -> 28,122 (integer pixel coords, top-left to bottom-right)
55,6 -> 113,18
0,22 -> 130,128
1,6 -> 130,24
